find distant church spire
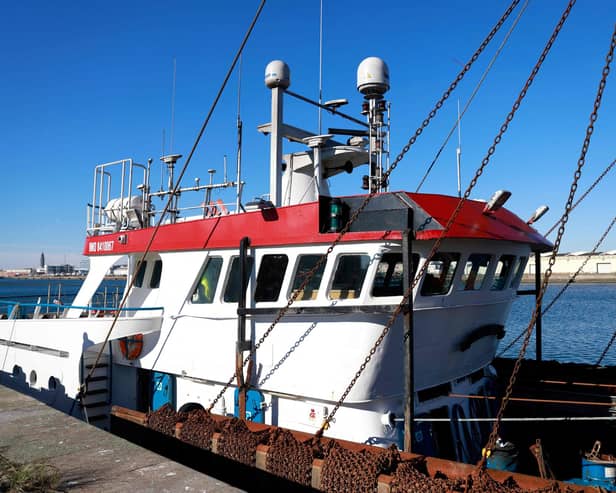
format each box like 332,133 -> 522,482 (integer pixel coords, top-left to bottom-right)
40,252 -> 45,268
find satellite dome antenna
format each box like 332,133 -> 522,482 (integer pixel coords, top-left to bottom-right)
357,57 -> 390,99
356,57 -> 390,193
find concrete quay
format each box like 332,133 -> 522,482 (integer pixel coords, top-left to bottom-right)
0,384 -> 244,492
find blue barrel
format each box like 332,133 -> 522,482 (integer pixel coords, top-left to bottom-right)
234,389 -> 265,423
581,456 -> 616,487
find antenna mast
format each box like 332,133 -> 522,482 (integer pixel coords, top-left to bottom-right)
170,58 -> 177,154
318,0 -> 324,133
235,55 -> 244,213
456,99 -> 462,198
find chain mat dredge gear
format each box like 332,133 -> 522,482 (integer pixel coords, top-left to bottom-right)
110,404 -> 596,493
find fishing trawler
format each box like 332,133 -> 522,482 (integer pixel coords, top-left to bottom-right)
0,57 -> 552,464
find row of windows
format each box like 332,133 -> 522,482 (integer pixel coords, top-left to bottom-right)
421,253 -> 526,296
188,251 -> 528,304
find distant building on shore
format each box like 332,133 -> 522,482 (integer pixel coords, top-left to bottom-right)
109,264 -> 128,276
1,268 -> 34,277
45,264 -> 75,275
529,251 -> 616,275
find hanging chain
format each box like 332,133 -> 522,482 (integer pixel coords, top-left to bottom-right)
541,215 -> 615,316
318,0 -> 578,439
415,0 -> 529,193
259,322 -> 318,387
381,0 -> 520,187
595,328 -> 616,367
544,157 -> 615,237
498,214 -> 616,357
480,18 -> 615,468
206,0 -> 521,414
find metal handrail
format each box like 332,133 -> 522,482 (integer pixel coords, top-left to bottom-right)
0,300 -> 163,313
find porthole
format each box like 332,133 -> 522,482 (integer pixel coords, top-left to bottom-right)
179,402 -> 204,413
29,370 -> 37,386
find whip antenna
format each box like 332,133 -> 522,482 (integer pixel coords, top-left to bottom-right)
456,99 -> 462,198
318,0 -> 324,133
170,57 -> 177,154
236,54 -> 243,212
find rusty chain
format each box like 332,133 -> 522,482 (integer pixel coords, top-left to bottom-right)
320,442 -> 397,492
380,0 -> 521,188
318,0 -> 576,440
178,408 -> 218,450
217,419 -> 269,466
258,321 -> 318,387
544,157 -> 615,237
206,0 -> 522,415
498,214 -> 616,357
595,327 -> 616,367
266,429 -> 314,486
480,18 -> 615,468
145,404 -> 583,491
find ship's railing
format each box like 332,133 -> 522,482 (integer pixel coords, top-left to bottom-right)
86,157 -> 244,234
148,199 -> 237,224
87,158 -> 150,236
0,300 -> 163,320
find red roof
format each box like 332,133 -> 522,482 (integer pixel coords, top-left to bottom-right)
407,193 -> 552,250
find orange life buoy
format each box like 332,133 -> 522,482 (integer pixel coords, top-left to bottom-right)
119,334 -> 144,360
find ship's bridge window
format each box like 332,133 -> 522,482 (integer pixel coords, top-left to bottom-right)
224,256 -> 254,303
420,253 -> 460,296
371,253 -> 419,297
491,255 -> 515,290
510,256 -> 528,288
192,256 -> 223,304
461,254 -> 491,291
290,254 -> 326,300
150,259 -> 163,288
134,260 -> 147,288
255,254 -> 288,302
329,254 -> 370,300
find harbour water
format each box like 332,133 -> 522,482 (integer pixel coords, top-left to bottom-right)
502,282 -> 616,366
0,279 -> 614,365
0,277 -> 125,316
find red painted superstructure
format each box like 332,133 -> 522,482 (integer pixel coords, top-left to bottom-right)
84,192 -> 552,256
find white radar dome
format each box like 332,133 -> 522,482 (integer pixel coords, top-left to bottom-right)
357,57 -> 390,97
265,60 -> 290,89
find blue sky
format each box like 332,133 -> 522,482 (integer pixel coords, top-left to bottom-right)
1,0 -> 614,268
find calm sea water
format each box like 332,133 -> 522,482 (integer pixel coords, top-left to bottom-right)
502,282 -> 616,366
0,279 -> 614,365
0,278 -> 125,315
